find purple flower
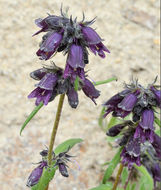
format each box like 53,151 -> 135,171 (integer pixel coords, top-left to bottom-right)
82,26 -> 110,58
30,69 -> 47,81
139,109 -> 154,130
63,64 -> 85,83
28,73 -> 59,105
66,87 -> 79,109
134,124 -> 154,143
67,44 -> 85,69
104,91 -> 138,118
106,122 -> 129,137
82,26 -> 102,45
118,93 -> 138,112
37,32 -> 63,60
152,134 -> 161,159
82,78 -> 100,104
134,109 -> 155,143
33,15 -> 69,36
27,161 -> 47,187
151,86 -> 161,107
150,163 -> 161,187
121,137 -> 141,169
58,163 -> 69,177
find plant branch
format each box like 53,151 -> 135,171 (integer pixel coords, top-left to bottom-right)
112,163 -> 124,190
45,94 -> 65,190
124,167 -> 133,190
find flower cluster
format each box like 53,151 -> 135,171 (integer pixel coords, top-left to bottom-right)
28,9 -> 109,107
34,11 -> 110,61
105,79 -> 161,170
28,64 -> 100,108
27,148 -> 73,187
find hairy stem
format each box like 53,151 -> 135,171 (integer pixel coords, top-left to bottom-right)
112,163 -> 124,190
45,94 -> 65,190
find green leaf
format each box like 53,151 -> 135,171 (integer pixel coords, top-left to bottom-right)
98,107 -> 107,131
102,147 -> 123,184
154,117 -> 161,128
89,184 -> 112,190
107,116 -> 121,130
94,77 -> 117,86
121,167 -> 128,185
54,138 -> 83,155
131,183 -> 136,190
135,165 -> 153,190
31,163 -> 57,190
20,102 -> 43,135
74,76 -> 79,91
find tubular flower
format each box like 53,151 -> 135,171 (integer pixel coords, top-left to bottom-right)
121,137 -> 141,169
82,78 -> 100,104
26,161 -> 47,187
134,109 -> 155,143
66,44 -> 84,69
37,32 -> 63,60
81,26 -> 110,58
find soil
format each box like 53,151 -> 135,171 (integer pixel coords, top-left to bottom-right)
0,0 -> 160,189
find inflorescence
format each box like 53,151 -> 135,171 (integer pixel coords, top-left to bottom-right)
28,9 -> 110,107
104,79 -> 161,185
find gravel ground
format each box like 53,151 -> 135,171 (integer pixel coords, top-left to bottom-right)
0,0 -> 160,189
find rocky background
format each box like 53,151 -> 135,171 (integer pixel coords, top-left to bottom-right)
0,0 -> 160,189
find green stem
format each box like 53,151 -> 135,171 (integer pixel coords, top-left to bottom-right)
45,94 -> 65,190
94,77 -> 117,86
112,163 -> 124,190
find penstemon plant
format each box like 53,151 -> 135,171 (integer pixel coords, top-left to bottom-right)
21,7 -> 117,190
20,6 -> 161,190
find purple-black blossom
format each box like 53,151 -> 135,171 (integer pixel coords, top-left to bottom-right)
37,32 -> 63,60
121,137 -> 141,169
26,161 -> 47,187
82,78 -> 100,104
81,26 -> 110,58
134,109 -> 155,143
67,44 -> 84,69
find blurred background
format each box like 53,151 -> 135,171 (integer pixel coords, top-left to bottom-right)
0,0 -> 160,189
